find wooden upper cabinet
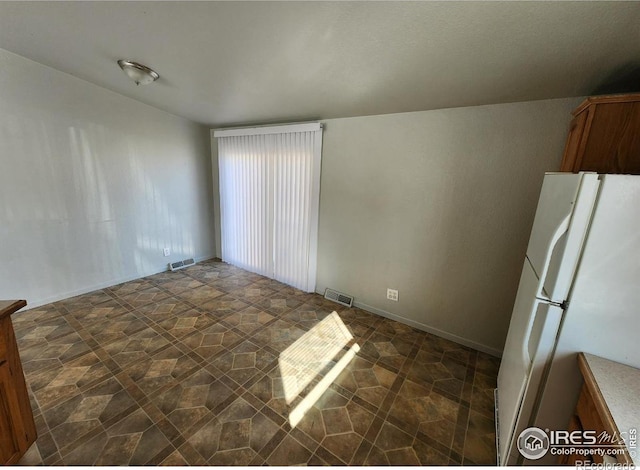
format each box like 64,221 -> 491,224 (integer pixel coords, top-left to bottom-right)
560,93 -> 640,174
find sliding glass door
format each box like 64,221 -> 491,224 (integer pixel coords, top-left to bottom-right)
215,123 -> 322,292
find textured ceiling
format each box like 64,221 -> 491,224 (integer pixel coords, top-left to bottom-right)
1,1 -> 639,127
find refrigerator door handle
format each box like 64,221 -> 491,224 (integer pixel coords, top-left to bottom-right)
521,214 -> 570,367
521,299 -> 543,370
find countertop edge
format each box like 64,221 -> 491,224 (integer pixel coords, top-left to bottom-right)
0,300 -> 27,321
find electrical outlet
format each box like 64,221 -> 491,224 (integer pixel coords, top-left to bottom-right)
387,288 -> 398,301
163,248 -> 171,257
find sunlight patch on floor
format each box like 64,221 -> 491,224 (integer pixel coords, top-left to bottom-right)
289,342 -> 360,428
277,311 -> 359,427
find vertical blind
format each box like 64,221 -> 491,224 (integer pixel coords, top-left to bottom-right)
215,123 -> 322,292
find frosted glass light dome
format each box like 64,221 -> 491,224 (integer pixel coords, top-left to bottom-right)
117,60 -> 159,86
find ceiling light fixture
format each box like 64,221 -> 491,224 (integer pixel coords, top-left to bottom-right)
117,59 -> 159,86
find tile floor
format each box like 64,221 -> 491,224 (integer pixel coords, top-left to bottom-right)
14,259 -> 499,465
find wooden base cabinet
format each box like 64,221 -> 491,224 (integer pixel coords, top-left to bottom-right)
559,353 -> 635,466
0,300 -> 36,465
560,93 -> 640,175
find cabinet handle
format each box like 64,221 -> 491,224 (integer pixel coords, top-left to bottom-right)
0,359 -> 6,367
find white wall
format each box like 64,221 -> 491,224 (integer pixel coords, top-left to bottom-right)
315,99 -> 581,355
0,48 -> 216,307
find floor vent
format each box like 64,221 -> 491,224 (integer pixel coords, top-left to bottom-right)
324,288 -> 354,308
169,258 -> 196,272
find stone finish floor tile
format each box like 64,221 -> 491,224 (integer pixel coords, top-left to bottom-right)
14,259 -> 499,466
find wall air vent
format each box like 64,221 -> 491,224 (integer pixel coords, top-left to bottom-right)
324,288 -> 354,308
169,258 -> 196,272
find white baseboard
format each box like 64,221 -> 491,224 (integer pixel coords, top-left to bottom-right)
193,254 -> 217,262
23,253 -> 216,311
350,299 -> 503,358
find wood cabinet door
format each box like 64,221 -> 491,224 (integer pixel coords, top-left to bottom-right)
0,363 -> 22,465
579,102 -> 640,174
0,315 -> 36,465
560,110 -> 590,172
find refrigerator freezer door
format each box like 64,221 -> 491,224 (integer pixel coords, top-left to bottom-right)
526,173 -> 582,284
540,174 -> 600,302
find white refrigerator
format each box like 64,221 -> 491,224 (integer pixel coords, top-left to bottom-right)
496,172 -> 640,465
